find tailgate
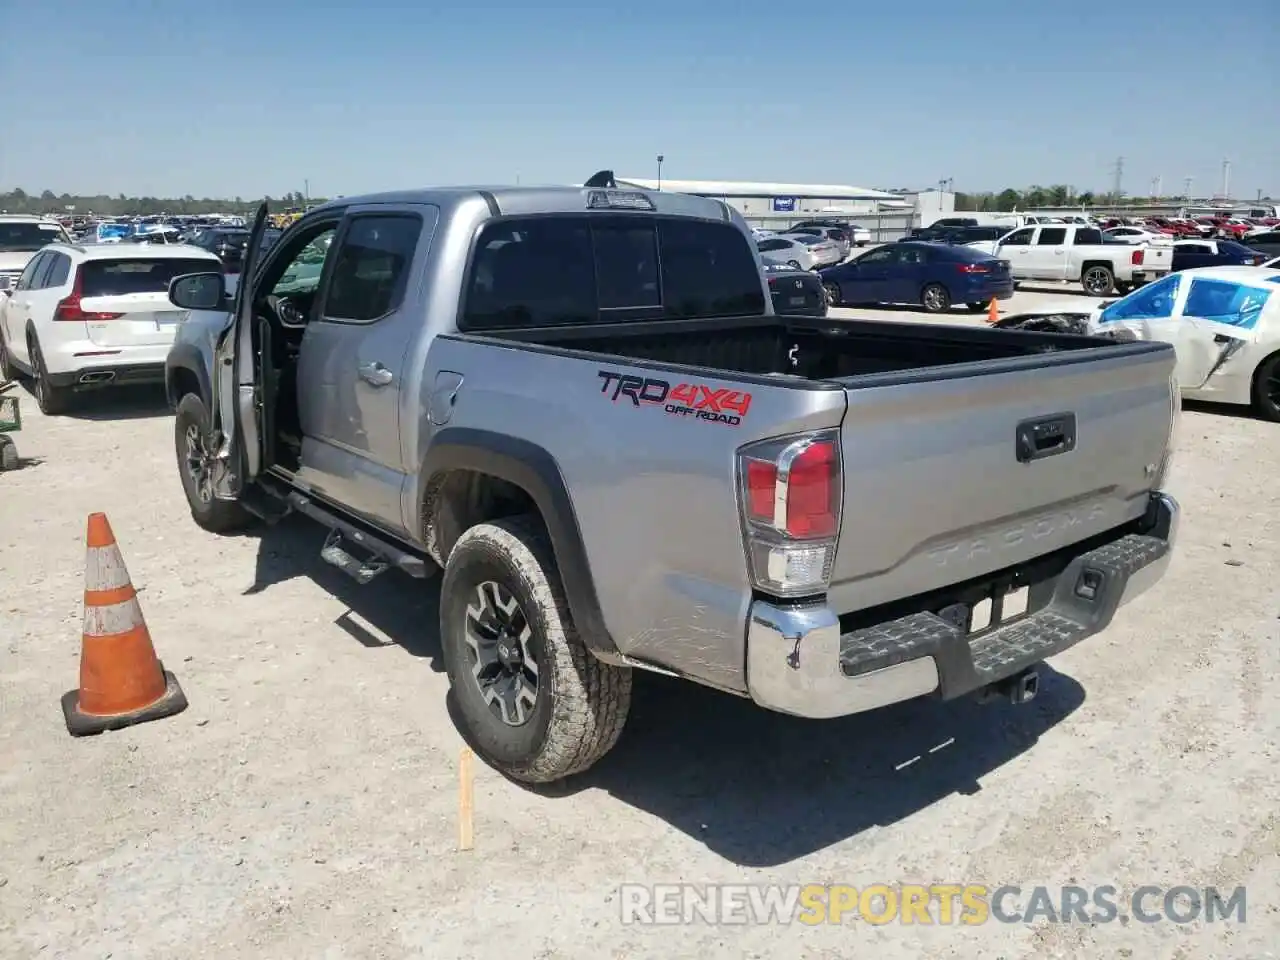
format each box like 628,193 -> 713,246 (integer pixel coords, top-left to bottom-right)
827,342 -> 1176,612
1141,245 -> 1173,270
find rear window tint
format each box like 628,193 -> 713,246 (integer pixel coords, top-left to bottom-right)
461,215 -> 764,330
81,258 -> 217,297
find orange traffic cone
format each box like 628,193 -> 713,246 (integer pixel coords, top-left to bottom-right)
987,297 -> 1000,324
61,513 -> 187,736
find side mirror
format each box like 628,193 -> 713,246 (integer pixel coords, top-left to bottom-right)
169,272 -> 226,310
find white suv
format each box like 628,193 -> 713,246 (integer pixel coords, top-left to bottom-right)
0,215 -> 71,291
0,242 -> 221,414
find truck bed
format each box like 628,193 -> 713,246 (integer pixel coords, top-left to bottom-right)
492,312 -> 1143,383
475,312 -> 1176,618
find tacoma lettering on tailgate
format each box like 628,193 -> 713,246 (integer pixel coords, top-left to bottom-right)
597,370 -> 752,427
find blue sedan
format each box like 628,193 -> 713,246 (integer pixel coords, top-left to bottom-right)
1171,239 -> 1268,273
820,241 -> 1014,313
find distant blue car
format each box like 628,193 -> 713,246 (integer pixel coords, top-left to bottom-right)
1171,239 -> 1267,273
820,241 -> 1014,313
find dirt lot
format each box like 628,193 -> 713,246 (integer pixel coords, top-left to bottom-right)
2,294 -> 1278,959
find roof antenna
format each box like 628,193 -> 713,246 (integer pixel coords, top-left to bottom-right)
583,170 -> 617,188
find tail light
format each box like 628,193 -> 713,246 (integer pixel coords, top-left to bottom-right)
737,430 -> 842,597
957,262 -> 990,274
54,268 -> 123,322
1131,249 -> 1145,266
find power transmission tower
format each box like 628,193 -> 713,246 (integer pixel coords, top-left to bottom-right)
1110,157 -> 1124,202
1221,158 -> 1231,199
1183,176 -> 1193,198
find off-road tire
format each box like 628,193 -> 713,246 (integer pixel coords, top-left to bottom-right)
174,393 -> 255,533
1252,352 -> 1280,423
440,516 -> 631,783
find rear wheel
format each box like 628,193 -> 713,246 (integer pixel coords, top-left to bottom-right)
174,392 -> 255,533
1115,281 -> 1135,295
28,336 -> 71,415
921,283 -> 952,313
0,334 -> 18,382
1081,265 -> 1115,296
1252,352 -> 1280,422
440,516 -> 632,783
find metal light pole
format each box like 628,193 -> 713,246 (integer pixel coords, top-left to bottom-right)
656,155 -> 664,191
304,179 -> 310,209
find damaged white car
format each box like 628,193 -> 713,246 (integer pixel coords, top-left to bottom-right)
993,266 -> 1280,421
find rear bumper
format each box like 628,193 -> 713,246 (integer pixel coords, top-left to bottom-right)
46,362 -> 164,389
745,491 -> 1179,719
1130,270 -> 1169,284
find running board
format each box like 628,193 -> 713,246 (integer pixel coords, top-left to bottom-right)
284,491 -> 431,582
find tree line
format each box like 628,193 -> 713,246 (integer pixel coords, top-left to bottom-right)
0,188 -> 320,217
4,184 -> 1258,219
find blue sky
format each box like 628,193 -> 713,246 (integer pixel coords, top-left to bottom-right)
4,0 -> 1277,200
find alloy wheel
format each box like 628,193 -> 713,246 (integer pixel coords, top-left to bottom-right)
463,580 -> 540,726
184,424 -> 215,504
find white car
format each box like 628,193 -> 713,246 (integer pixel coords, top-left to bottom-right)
0,242 -> 221,414
755,235 -> 816,270
0,215 -> 72,291
848,224 -> 871,247
1103,226 -> 1174,246
995,266 -> 1280,421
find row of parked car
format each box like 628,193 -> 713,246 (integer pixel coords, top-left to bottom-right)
750,221 -> 871,271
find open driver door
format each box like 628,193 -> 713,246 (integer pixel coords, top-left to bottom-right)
208,200 -> 271,500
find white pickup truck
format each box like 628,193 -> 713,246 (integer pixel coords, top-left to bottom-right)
969,224 -> 1173,296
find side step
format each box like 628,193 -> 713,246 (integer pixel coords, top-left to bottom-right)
285,491 -> 432,583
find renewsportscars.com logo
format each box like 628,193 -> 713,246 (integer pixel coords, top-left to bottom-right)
618,883 -> 1249,926
597,370 -> 752,427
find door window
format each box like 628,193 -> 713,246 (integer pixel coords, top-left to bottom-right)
269,226 -> 338,305
14,253 -> 46,291
895,246 -> 929,265
1072,229 -> 1103,245
1099,273 -> 1181,324
757,238 -> 788,252
1036,228 -> 1067,245
1001,229 -> 1033,246
45,253 -> 71,288
1183,279 -> 1271,329
323,216 -> 422,323
32,254 -> 60,289
855,246 -> 896,265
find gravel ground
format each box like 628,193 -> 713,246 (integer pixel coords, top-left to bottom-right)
1,293 -> 1277,960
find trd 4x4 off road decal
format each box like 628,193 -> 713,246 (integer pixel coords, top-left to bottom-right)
597,370 -> 752,426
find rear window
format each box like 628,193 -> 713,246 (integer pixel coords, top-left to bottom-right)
461,215 -> 764,330
80,258 -> 217,297
0,221 -> 68,252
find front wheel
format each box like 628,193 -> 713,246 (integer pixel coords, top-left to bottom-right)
174,393 -> 255,533
1081,265 -> 1115,296
440,516 -> 632,784
1252,352 -> 1280,422
920,283 -> 952,313
823,281 -> 842,306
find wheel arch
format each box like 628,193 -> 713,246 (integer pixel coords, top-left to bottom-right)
165,345 -> 211,412
419,428 -> 619,661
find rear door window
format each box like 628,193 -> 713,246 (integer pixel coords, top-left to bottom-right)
80,258 -> 219,297
45,252 -> 71,287
1072,229 -> 1103,245
1036,228 -> 1067,245
322,215 -> 423,323
1183,279 -> 1271,329
1099,273 -> 1182,324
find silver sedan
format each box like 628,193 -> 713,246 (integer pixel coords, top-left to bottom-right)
780,232 -> 844,268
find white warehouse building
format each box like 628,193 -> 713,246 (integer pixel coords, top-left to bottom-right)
615,176 -> 902,216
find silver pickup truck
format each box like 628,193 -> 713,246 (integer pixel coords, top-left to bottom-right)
163,174 -> 1181,783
